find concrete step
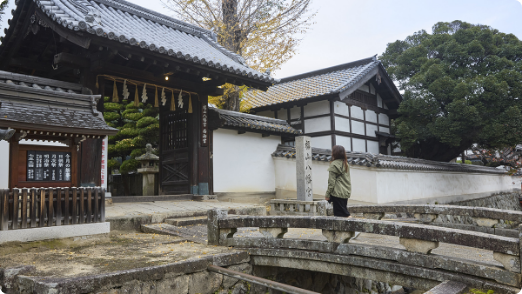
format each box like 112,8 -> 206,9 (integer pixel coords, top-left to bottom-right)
141,223 -> 207,244
165,216 -> 207,226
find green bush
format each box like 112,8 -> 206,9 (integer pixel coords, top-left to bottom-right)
130,148 -> 145,159
456,160 -> 472,164
123,122 -> 136,129
120,159 -> 141,174
132,135 -> 146,148
103,96 -> 110,102
136,116 -> 157,128
143,107 -> 159,117
107,159 -> 121,171
122,109 -> 139,116
108,144 -> 117,157
104,102 -> 124,112
103,112 -> 120,122
124,112 -> 144,121
115,138 -> 136,153
119,128 -> 140,138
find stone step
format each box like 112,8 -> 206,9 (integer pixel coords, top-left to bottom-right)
165,216 -> 208,226
141,223 -> 208,244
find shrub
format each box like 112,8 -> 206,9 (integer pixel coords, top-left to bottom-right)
124,112 -> 144,121
119,159 -> 140,174
104,102 -> 123,112
103,112 -> 120,122
136,116 -> 157,128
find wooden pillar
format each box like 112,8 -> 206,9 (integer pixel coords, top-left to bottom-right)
9,139 -> 20,189
79,71 -> 103,187
189,94 -> 200,194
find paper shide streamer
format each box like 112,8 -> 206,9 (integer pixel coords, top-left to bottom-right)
122,80 -> 129,100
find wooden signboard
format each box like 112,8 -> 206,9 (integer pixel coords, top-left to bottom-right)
26,151 -> 72,182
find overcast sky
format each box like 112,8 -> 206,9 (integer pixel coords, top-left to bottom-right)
2,0 -> 522,79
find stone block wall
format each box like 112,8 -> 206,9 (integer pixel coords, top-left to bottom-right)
435,191 -> 522,229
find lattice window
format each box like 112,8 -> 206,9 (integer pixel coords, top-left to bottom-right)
161,110 -> 188,151
348,91 -> 377,107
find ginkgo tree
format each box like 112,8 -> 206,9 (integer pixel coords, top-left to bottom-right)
162,0 -> 316,110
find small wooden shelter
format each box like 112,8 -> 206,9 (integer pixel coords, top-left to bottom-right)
0,0 -> 273,195
0,70 -> 118,188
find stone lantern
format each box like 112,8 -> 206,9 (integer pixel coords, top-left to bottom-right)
136,144 -> 159,196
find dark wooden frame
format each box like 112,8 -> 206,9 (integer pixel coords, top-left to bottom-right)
9,141 -> 78,189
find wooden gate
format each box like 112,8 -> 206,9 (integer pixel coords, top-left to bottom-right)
159,107 -> 191,194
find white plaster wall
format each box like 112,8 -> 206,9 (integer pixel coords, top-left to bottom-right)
367,140 -> 380,154
274,157 -> 517,204
277,109 -> 287,120
335,117 -> 350,133
351,121 -> 365,135
366,124 -> 378,137
290,106 -> 301,119
335,135 -> 352,151
0,141 -> 9,189
304,101 -> 329,117
379,126 -> 390,133
213,129 -> 280,192
334,101 -> 349,116
256,110 -> 274,118
377,94 -> 383,108
352,138 -> 366,152
304,117 -> 330,133
379,113 -> 389,125
311,136 -> 331,149
351,106 -> 364,120
366,111 -> 377,123
358,85 -> 369,93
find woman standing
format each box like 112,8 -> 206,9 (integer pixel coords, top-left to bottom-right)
325,145 -> 351,217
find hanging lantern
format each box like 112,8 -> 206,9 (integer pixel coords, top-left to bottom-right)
122,80 -> 130,100
112,80 -> 119,102
170,90 -> 176,111
161,88 -> 167,106
178,90 -> 184,109
154,87 -> 159,107
134,84 -> 139,107
141,83 -> 148,103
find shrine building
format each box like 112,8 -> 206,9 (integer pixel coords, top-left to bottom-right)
244,56 -> 402,155
0,0 -> 273,194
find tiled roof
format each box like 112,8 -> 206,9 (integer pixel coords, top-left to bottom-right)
30,0 -> 274,83
210,108 -> 301,136
272,145 -> 506,174
0,70 -> 117,135
245,56 -> 380,108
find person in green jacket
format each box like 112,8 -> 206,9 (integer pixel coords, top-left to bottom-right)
325,145 -> 351,217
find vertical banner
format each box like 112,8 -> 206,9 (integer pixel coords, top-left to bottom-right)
201,104 -> 208,147
101,136 -> 110,196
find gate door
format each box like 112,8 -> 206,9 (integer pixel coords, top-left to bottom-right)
159,107 -> 190,194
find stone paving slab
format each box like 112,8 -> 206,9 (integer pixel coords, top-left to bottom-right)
106,200 -> 266,230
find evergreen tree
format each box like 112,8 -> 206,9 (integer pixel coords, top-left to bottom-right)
104,97 -> 159,176
380,21 -> 522,162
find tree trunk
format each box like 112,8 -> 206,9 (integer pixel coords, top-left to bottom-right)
221,0 -> 242,111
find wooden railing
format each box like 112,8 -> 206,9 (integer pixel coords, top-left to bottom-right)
0,187 -> 105,231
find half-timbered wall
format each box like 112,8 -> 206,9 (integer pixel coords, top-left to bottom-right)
262,85 -> 392,153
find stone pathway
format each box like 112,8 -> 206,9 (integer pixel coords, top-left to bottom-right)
106,200 -> 266,219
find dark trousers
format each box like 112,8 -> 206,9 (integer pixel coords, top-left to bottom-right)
328,195 -> 350,217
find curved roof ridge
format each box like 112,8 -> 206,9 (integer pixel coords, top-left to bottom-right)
213,108 -> 290,125
332,60 -> 379,94
279,55 -> 377,83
